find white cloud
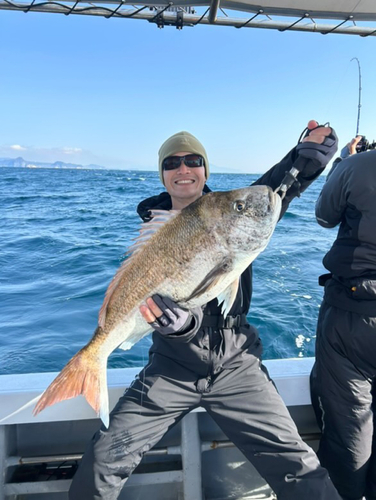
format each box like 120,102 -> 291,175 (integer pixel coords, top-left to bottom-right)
10,144 -> 27,151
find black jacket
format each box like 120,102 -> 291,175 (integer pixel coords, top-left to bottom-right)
135,145 -> 328,376
316,150 -> 376,315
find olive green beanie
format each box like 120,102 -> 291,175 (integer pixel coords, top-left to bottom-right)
158,131 -> 210,185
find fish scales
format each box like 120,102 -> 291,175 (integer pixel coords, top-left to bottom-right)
104,204 -> 211,327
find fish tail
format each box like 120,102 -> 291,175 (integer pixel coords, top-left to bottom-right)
33,346 -> 110,427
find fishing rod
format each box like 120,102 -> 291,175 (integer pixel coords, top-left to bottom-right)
349,58 -> 376,153
351,57 -> 362,136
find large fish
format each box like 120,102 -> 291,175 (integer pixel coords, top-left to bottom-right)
34,185 -> 281,426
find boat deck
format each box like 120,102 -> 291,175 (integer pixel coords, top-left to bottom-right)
0,357 -> 319,500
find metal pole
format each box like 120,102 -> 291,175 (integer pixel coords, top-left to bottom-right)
0,426 -> 5,500
181,413 -> 203,500
208,0 -> 220,23
351,57 -> 362,136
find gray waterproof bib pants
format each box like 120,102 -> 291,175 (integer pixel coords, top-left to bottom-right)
69,349 -> 340,500
311,300 -> 376,500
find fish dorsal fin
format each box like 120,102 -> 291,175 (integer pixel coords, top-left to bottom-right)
126,209 -> 179,255
217,278 -> 240,318
98,209 -> 179,328
185,257 -> 234,303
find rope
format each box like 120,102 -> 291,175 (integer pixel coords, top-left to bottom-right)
24,0 -> 35,13
0,394 -> 42,424
236,10 -> 263,29
278,13 -> 311,32
2,0 -> 146,18
322,16 -> 353,34
64,0 -> 78,16
193,6 -> 209,26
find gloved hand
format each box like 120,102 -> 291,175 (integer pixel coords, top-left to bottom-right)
296,122 -> 338,175
140,294 -> 203,339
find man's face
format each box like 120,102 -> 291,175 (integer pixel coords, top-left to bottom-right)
163,151 -> 206,210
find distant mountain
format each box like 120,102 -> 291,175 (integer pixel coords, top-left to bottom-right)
0,157 -> 106,170
0,157 -> 245,174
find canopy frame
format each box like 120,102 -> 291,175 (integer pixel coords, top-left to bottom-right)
1,0 -> 376,37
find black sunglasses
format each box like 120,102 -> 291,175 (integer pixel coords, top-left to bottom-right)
162,154 -> 205,171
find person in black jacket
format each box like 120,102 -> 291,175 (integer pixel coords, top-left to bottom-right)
310,137 -> 376,500
70,121 -> 340,500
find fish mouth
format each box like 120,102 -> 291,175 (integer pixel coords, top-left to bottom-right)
267,185 -> 277,205
266,186 -> 281,214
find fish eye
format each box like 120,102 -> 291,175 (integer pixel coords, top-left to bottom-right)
233,200 -> 246,212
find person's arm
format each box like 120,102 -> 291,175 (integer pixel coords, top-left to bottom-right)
315,158 -> 350,228
315,136 -> 361,227
252,121 -> 338,219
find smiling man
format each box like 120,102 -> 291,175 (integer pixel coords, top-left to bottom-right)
70,126 -> 341,500
157,131 -> 209,209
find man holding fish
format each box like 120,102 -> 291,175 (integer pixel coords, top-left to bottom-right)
66,122 -> 340,499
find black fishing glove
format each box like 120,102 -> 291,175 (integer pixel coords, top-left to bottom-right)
296,127 -> 338,177
148,294 -> 203,341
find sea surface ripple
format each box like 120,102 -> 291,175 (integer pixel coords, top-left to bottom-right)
0,167 -> 337,375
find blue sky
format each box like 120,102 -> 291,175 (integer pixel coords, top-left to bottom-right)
1,9 -> 376,173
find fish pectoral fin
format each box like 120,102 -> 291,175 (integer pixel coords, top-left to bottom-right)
118,340 -> 134,351
117,323 -> 153,351
217,278 -> 240,318
186,257 -> 234,301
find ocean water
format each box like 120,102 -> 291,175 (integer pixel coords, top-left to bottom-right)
0,167 -> 337,375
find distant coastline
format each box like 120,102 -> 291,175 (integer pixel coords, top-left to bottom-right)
0,158 -> 330,176
0,156 -> 106,170
0,156 -> 246,174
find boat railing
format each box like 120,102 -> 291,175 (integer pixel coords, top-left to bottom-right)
0,357 -> 319,500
